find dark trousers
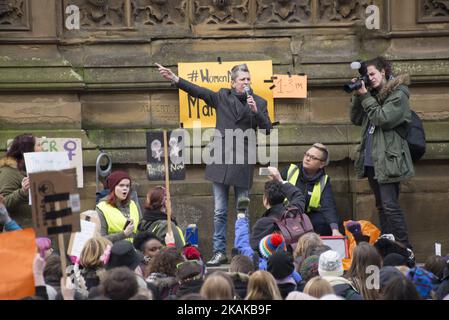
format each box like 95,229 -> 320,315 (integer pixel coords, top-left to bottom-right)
366,166 -> 411,248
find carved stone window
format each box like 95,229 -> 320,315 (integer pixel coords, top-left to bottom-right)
0,0 -> 30,30
417,0 -> 449,23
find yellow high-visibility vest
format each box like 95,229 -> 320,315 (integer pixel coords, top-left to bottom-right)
97,200 -> 140,242
286,164 -> 328,212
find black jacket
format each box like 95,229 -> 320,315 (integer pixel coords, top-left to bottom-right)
281,163 -> 340,233
177,78 -> 273,189
250,182 -> 305,252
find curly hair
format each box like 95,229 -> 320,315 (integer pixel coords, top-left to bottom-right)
133,230 -> 162,252
264,180 -> 284,206
365,56 -> 393,80
145,247 -> 184,277
6,134 -> 36,171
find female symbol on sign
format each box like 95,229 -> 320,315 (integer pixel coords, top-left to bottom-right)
64,140 -> 77,161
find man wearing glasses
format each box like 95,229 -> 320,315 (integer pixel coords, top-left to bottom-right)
280,143 -> 343,236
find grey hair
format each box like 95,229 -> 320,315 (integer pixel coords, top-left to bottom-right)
231,64 -> 250,81
312,142 -> 330,166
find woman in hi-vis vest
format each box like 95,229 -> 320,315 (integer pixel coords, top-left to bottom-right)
96,171 -> 141,243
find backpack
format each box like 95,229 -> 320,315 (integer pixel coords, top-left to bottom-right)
273,206 -> 314,251
138,219 -> 185,250
395,110 -> 426,162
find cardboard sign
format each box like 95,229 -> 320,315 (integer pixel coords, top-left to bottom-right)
321,236 -> 349,259
67,210 -> 101,260
8,138 -> 84,187
0,228 -> 36,300
146,131 -> 185,181
28,168 -> 81,237
178,60 -> 274,128
272,74 -> 307,98
41,138 -> 84,188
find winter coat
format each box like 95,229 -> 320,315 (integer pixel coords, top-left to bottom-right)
234,215 -> 302,287
96,195 -> 142,243
228,272 -> 250,299
0,157 -> 32,228
167,279 -> 204,300
322,276 -> 363,300
138,208 -> 185,249
281,164 -> 340,234
249,182 -> 305,251
350,74 -> 414,183
176,78 -> 272,189
146,272 -> 179,300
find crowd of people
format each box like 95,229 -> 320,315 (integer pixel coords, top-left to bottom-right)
0,56 -> 446,300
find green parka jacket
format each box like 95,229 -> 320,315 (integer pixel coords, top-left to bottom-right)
350,74 -> 415,184
0,157 -> 32,228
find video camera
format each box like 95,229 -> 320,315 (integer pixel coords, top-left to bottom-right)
343,61 -> 371,93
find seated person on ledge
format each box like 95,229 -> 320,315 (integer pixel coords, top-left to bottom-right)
281,143 -> 343,236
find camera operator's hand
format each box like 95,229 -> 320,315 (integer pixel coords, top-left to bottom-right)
357,80 -> 368,95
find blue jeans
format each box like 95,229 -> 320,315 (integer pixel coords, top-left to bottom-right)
212,182 -> 249,254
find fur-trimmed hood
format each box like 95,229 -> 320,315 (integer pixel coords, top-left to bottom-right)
375,74 -> 410,103
0,157 -> 18,169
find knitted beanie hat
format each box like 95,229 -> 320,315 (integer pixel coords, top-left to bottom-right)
259,233 -> 286,259
299,255 -> 320,282
407,267 -> 437,299
106,171 -> 131,190
318,250 -> 343,277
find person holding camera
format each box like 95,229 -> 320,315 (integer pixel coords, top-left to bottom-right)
348,56 -> 414,249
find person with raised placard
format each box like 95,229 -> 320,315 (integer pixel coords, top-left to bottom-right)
0,133 -> 42,228
96,171 -> 141,243
281,142 -> 343,237
156,62 -> 273,266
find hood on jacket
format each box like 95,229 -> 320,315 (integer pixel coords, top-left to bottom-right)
376,74 -> 410,103
0,157 -> 18,169
143,208 -> 177,224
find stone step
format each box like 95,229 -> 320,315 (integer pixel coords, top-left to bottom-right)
205,264 -> 230,274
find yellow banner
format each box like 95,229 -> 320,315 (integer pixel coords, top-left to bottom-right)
178,60 -> 274,128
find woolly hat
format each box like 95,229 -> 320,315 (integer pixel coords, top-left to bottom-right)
267,250 -> 295,280
182,245 -> 202,261
259,233 -> 286,259
106,171 -> 131,190
299,255 -> 320,282
407,267 -> 437,299
318,250 -> 343,277
379,266 -> 404,289
383,253 -> 408,267
106,240 -> 143,271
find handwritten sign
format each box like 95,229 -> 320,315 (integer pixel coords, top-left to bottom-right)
146,131 -> 185,181
272,74 -> 307,98
178,60 -> 274,128
68,220 -> 97,259
8,138 -> 84,187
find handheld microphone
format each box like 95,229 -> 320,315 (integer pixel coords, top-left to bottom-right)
244,86 -> 251,97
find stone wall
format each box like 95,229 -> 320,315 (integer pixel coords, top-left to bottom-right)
1,0 -> 449,260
